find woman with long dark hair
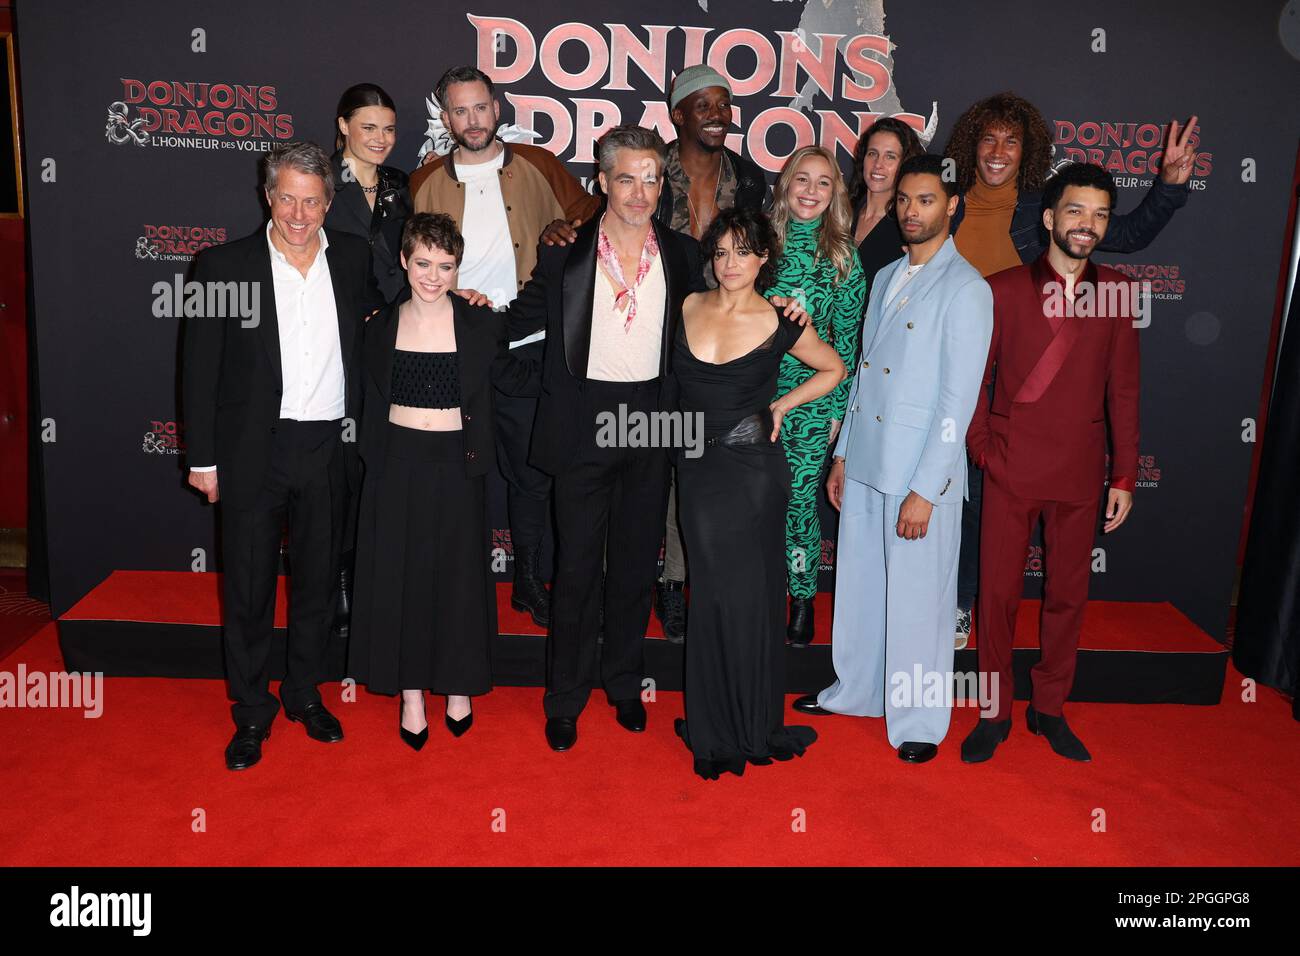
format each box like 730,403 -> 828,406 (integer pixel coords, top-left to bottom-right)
327,83 -> 412,303
847,117 -> 923,295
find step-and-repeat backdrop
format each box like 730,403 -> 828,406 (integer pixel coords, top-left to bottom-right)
19,0 -> 1300,638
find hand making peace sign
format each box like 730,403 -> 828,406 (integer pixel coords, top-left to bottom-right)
1158,115 -> 1200,186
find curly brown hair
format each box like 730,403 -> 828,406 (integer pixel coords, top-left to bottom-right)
942,91 -> 1053,194
847,117 -> 924,208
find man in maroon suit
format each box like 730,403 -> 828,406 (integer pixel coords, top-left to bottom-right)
962,162 -> 1140,763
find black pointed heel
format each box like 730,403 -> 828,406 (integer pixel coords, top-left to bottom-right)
446,711 -> 473,738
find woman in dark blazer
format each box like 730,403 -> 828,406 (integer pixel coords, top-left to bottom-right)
326,82 -> 412,303
347,213 -> 506,749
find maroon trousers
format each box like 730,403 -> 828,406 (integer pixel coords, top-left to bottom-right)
977,473 -> 1101,722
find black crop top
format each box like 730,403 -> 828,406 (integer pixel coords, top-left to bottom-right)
391,349 -> 460,409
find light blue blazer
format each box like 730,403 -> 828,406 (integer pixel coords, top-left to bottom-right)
833,236 -> 993,504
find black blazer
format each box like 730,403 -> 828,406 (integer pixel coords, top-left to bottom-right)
181,226 -> 384,507
505,215 -> 704,476
326,150 -> 411,303
359,289 -> 507,480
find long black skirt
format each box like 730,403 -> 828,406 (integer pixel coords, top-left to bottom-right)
347,423 -> 495,697
674,439 -> 816,779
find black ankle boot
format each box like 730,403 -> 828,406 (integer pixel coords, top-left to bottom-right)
332,556 -> 353,640
1026,706 -> 1091,762
787,596 -> 814,646
654,579 -> 686,644
960,717 -> 1011,763
510,544 -> 551,628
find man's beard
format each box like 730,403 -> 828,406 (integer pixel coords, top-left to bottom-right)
902,219 -> 943,245
451,119 -> 500,153
1051,224 -> 1098,260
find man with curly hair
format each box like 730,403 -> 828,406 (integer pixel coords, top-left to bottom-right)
942,91 -> 1198,648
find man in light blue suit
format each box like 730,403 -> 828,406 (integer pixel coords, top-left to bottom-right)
793,154 -> 993,762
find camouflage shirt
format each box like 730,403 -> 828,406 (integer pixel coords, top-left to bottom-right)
663,141 -> 739,238
664,142 -> 739,288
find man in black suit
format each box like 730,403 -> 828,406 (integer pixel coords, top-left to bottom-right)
509,125 -> 805,751
183,141 -> 383,770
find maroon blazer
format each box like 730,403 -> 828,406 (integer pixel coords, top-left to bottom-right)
966,255 -> 1140,502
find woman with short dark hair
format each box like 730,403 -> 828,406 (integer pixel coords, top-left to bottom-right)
347,213 -> 505,749
671,205 -> 846,779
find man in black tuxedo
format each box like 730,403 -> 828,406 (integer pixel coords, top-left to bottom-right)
183,141 -> 383,770
509,125 -> 805,751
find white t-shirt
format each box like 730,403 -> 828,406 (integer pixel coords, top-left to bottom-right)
885,260 -> 925,306
455,149 -> 521,316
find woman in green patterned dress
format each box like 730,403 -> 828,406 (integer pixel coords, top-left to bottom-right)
768,145 -> 867,645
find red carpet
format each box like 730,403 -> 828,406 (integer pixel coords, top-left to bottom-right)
64,570 -> 1222,651
1,621 -> 1296,866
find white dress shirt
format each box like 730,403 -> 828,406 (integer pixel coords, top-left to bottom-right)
191,224 -> 344,473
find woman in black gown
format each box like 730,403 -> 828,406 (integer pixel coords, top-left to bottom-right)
673,207 -> 846,779
847,117 -> 923,295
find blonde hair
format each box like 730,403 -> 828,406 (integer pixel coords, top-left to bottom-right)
770,145 -> 856,283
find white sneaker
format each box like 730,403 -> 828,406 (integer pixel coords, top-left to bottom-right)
955,607 -> 972,650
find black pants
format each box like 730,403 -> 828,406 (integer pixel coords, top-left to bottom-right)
957,462 -> 983,612
544,379 -> 670,719
220,418 -> 346,727
494,388 -> 552,553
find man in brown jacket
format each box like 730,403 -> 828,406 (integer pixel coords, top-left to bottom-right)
410,67 -> 601,627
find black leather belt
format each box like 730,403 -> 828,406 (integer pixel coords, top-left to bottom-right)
706,408 -> 774,447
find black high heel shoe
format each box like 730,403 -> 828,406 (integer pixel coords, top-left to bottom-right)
445,707 -> 473,738
399,700 -> 428,751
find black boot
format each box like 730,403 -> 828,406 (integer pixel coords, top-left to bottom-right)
787,596 -> 814,647
331,554 -> 353,640
654,579 -> 686,644
960,717 -> 1011,763
1026,706 -> 1091,762
510,545 -> 551,628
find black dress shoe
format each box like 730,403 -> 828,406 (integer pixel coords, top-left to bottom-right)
960,718 -> 1011,763
225,723 -> 271,771
614,698 -> 646,732
545,716 -> 577,751
787,596 -> 814,646
284,701 -> 344,743
509,545 -> 551,628
897,741 -> 938,763
445,710 -> 473,738
332,560 -> 352,640
654,579 -> 686,644
1026,706 -> 1091,761
792,694 -> 832,716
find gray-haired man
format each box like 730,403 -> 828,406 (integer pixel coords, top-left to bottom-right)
183,141 -> 384,770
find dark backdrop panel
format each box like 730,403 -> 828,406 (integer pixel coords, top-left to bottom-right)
18,0 -> 1300,643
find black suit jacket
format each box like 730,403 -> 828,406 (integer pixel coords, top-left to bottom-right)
505,215 -> 704,476
181,226 -> 384,507
359,289 -> 506,480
